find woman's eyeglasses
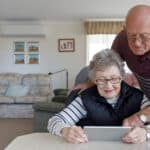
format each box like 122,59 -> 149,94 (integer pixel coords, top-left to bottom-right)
95,77 -> 121,85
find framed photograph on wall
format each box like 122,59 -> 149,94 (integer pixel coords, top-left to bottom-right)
14,54 -> 25,64
58,39 -> 75,52
14,41 -> 24,52
27,41 -> 39,52
28,54 -> 39,64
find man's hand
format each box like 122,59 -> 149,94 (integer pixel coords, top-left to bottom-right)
123,73 -> 139,88
67,81 -> 94,96
123,106 -> 150,127
61,126 -> 88,144
122,127 -> 146,144
123,114 -> 144,127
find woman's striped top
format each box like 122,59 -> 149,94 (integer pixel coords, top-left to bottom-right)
47,95 -> 150,136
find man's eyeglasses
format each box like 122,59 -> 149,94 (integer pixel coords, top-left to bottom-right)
127,33 -> 150,43
95,77 -> 121,85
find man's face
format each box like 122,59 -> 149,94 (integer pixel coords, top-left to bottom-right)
127,32 -> 150,56
126,19 -> 150,56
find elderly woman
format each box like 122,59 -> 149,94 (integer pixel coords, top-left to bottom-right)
47,49 -> 150,144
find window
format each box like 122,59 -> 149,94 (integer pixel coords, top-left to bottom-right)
86,34 -> 116,64
13,41 -> 39,64
86,34 -> 131,72
84,20 -> 124,64
85,21 -> 130,72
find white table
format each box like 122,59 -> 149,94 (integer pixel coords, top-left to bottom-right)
5,133 -> 150,150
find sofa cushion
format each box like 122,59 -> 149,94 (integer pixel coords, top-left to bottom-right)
33,101 -> 65,112
0,96 -> 14,103
29,86 -> 51,96
0,73 -> 21,86
52,95 -> 67,103
22,74 -> 38,86
6,84 -> 29,97
22,74 -> 50,86
15,96 -> 48,103
0,104 -> 33,118
37,75 -> 50,86
53,89 -> 68,96
0,86 -> 7,95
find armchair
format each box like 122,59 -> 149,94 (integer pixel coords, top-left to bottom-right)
33,89 -> 67,132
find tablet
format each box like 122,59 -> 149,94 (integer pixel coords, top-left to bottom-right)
84,126 -> 131,141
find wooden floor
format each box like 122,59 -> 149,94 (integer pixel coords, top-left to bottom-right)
0,118 -> 33,150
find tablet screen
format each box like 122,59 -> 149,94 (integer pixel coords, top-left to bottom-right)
84,126 -> 131,141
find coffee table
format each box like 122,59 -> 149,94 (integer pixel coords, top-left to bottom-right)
5,133 -> 150,150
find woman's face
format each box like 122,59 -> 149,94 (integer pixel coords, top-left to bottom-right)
94,65 -> 122,99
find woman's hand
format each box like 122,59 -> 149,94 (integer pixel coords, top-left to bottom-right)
122,127 -> 146,144
61,126 -> 88,144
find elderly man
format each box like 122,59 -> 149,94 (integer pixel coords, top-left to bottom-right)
112,4 -> 150,143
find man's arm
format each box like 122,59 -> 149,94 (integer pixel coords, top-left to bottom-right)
123,106 -> 150,127
123,73 -> 139,88
67,80 -> 94,95
67,67 -> 94,95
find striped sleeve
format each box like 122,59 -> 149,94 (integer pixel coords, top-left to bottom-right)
140,95 -> 150,109
47,96 -> 87,136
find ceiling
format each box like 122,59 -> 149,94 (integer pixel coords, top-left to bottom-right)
0,0 -> 149,22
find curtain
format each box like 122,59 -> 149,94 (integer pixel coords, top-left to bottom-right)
84,21 -> 124,34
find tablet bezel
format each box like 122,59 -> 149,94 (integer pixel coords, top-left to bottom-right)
84,126 -> 131,141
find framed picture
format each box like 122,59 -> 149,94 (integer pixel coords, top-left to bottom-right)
14,42 -> 24,52
27,41 -> 39,52
58,39 -> 75,52
14,54 -> 25,64
28,54 -> 39,64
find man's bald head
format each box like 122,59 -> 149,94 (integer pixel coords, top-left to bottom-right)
125,5 -> 150,31
125,5 -> 150,56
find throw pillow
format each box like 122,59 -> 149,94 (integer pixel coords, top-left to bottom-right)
6,84 -> 29,97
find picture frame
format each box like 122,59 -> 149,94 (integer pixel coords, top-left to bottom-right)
27,41 -> 39,52
58,39 -> 75,52
28,54 -> 39,64
14,54 -> 25,64
14,41 -> 24,52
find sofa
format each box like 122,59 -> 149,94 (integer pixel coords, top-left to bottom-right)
0,73 -> 53,118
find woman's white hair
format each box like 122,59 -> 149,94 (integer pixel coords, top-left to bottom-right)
88,49 -> 125,80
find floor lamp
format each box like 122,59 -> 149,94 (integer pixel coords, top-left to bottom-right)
48,69 -> 68,89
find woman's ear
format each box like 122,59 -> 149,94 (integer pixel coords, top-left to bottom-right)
93,79 -> 97,85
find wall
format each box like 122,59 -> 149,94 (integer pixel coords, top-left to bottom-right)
0,22 -> 86,89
